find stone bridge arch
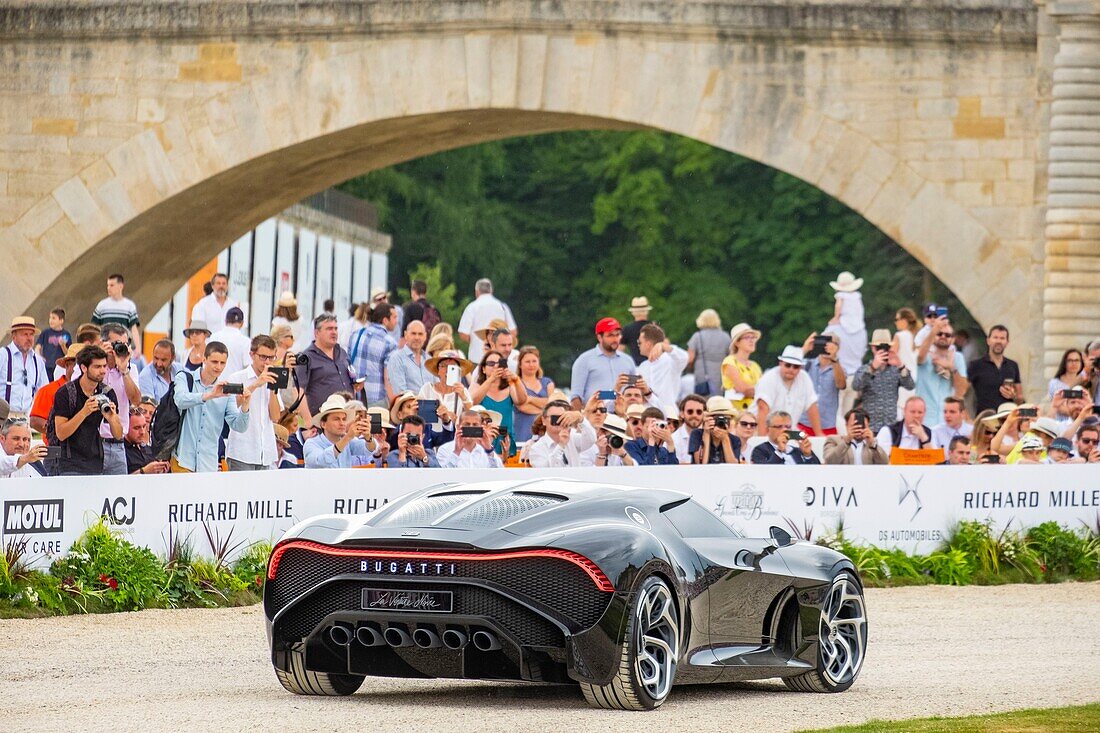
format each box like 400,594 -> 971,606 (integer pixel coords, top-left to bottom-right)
1,1 -> 1067,384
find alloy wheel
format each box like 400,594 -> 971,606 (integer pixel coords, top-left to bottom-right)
633,581 -> 679,701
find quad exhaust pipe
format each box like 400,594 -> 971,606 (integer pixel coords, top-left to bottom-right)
413,628 -> 442,649
384,626 -> 414,648
471,630 -> 501,651
355,625 -> 385,647
328,625 -> 353,646
441,629 -> 468,650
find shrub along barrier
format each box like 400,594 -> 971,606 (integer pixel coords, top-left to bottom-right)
1,517 -> 1097,616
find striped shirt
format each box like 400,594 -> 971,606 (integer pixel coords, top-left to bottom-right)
91,296 -> 140,329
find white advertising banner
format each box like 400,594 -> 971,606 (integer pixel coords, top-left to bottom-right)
227,233 -> 252,332
250,219 -> 278,332
314,235 -> 333,315
3,466 -> 1098,570
275,220 -> 297,298
332,240 -> 354,316
295,230 -> 318,326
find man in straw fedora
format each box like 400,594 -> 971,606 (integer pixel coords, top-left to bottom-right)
0,317 -> 49,417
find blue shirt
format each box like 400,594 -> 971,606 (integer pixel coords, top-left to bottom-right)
172,370 -> 250,472
625,437 -> 679,465
569,346 -> 636,402
385,447 -> 440,468
802,359 -> 839,430
916,350 -> 968,415
138,362 -> 180,404
348,323 -> 397,405
385,345 -> 433,394
303,432 -> 376,468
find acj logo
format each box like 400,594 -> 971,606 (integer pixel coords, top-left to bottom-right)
101,497 -> 136,526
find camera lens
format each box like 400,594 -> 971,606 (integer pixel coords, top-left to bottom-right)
608,434 -> 624,449
295,352 -> 309,367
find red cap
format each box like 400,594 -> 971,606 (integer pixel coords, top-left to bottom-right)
595,317 -> 622,335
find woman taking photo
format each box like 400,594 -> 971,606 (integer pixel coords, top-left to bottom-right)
686,309 -> 730,397
470,350 -> 528,454
721,323 -> 762,411
416,349 -> 475,432
513,345 -> 555,443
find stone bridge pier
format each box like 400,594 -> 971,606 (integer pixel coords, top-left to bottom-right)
0,0 -> 1097,397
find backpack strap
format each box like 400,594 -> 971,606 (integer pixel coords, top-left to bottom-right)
4,345 -> 11,403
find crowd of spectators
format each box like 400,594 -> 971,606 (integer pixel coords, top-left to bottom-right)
2,269 -> 1099,478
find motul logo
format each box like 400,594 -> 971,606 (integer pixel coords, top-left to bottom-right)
4,500 -> 64,534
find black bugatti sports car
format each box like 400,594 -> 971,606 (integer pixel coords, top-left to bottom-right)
264,479 -> 867,710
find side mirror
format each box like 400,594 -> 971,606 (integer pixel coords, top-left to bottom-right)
769,526 -> 794,548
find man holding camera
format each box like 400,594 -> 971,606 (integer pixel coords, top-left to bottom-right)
95,324 -> 141,474
689,396 -> 742,464
966,325 -> 1022,414
624,406 -> 679,465
750,411 -> 821,465
852,330 -> 915,433
527,400 -> 597,467
171,342 -> 252,472
569,318 -> 636,411
0,419 -> 48,477
387,415 -> 440,468
583,413 -> 635,466
224,335 -> 284,471
800,331 -> 846,435
823,409 -> 888,465
303,395 -> 379,468
52,345 -> 122,476
436,410 -> 504,468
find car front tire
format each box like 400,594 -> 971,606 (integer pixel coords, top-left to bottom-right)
274,643 -> 365,696
580,575 -> 680,711
783,570 -> 867,693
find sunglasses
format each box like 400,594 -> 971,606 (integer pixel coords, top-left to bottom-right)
684,408 -> 704,415
628,418 -> 642,425
591,407 -> 608,414
1080,437 -> 1098,445
937,332 -> 954,337
739,421 -> 758,428
781,363 -> 802,370
484,361 -> 505,368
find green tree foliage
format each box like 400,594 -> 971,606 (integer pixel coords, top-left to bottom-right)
340,131 -> 977,381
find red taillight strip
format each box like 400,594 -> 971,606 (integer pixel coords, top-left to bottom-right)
267,540 -> 615,592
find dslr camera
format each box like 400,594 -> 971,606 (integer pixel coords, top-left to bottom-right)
606,432 -> 624,450
111,341 -> 130,358
405,433 -> 421,446
94,394 -> 113,413
714,415 -> 730,430
293,352 -> 309,368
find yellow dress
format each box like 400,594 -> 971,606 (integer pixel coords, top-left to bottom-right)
721,356 -> 762,411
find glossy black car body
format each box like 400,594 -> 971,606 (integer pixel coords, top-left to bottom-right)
264,478 -> 860,700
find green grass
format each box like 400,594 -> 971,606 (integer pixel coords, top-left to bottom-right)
799,703 -> 1100,732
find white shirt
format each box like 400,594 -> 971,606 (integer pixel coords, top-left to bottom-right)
457,294 -> 517,364
672,424 -> 692,464
415,383 -> 465,433
526,421 -> 597,467
0,344 -> 48,414
876,423 -> 926,457
753,367 -> 818,423
0,443 -> 22,476
636,346 -> 689,410
209,327 -> 251,374
578,445 -> 632,467
191,294 -> 242,331
224,365 -> 276,466
914,323 -> 933,348
435,440 -> 503,468
932,420 -> 974,458
338,317 -> 367,351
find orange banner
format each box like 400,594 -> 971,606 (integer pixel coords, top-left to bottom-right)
889,448 -> 945,465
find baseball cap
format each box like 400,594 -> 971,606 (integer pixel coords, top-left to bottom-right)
1049,437 -> 1073,453
595,317 -> 622,335
226,307 -> 245,325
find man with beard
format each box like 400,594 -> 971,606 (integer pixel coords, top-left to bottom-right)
672,394 -> 706,463
138,339 -> 179,403
190,272 -> 243,332
52,345 -> 122,475
967,325 -> 1022,414
916,317 -> 969,415
569,317 -> 637,410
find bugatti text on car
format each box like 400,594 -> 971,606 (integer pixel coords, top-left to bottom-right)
263,479 -> 868,710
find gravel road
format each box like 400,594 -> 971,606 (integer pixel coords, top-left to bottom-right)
2,583 -> 1098,732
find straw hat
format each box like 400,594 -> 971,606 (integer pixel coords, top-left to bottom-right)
471,404 -> 503,426
777,345 -> 806,366
425,349 -> 474,375
75,323 -> 102,342
367,406 -> 395,430
628,296 -> 652,315
276,291 -> 297,308
729,322 -> 761,344
184,321 -> 211,337
475,318 -> 510,343
869,329 -> 893,346
390,391 -> 418,424
830,271 -> 864,292
661,404 -> 681,422
625,404 -> 647,420
312,395 -> 351,424
1030,417 -> 1062,440
370,287 -> 388,302
705,396 -> 737,416
1019,434 -> 1045,452
273,424 -> 290,447
601,414 -> 629,439
9,316 -> 39,336
56,343 -> 86,366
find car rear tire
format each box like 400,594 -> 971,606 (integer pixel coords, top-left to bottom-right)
274,643 -> 365,696
579,575 -> 679,711
783,570 -> 867,693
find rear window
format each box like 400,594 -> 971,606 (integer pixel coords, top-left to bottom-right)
662,500 -> 736,538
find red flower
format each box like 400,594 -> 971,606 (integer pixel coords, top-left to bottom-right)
107,577 -> 118,590
98,573 -> 108,583
254,575 -> 263,588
